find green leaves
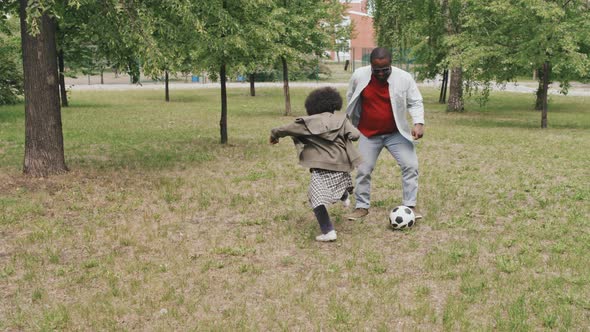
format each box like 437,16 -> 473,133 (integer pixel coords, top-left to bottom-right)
458,0 -> 590,86
0,15 -> 22,105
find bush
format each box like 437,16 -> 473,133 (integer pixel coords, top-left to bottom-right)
0,19 -> 23,105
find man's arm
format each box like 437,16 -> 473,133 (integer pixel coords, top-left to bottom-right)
406,78 -> 425,140
346,71 -> 357,104
406,79 -> 424,125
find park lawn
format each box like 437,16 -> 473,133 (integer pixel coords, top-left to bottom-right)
0,87 -> 589,330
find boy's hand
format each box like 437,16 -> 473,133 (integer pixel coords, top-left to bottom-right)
270,136 -> 279,144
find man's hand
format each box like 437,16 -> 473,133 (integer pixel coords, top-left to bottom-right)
412,124 -> 424,140
270,136 -> 279,144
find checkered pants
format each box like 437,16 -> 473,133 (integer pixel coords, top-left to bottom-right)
308,169 -> 353,209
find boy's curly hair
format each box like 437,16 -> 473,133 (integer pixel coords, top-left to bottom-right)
304,87 -> 343,116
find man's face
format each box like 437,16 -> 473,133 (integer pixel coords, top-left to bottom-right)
371,57 -> 392,82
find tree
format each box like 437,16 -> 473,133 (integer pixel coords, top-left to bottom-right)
456,0 -> 590,127
19,0 -> 68,176
442,0 -> 465,112
194,0 -> 278,143
273,0 -> 331,116
4,0 -> 192,175
372,0 -> 466,111
139,1 -> 201,102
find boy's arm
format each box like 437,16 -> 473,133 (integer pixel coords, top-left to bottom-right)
343,118 -> 361,141
270,120 -> 309,144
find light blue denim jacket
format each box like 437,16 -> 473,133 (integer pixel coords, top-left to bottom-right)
346,65 -> 425,142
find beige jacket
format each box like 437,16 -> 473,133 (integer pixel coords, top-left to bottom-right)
270,112 -> 362,172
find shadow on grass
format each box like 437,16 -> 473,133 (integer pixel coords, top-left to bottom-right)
64,136 -> 236,172
65,102 -> 118,109
454,112 -> 590,130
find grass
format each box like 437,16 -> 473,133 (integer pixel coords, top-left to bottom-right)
0,86 -> 589,330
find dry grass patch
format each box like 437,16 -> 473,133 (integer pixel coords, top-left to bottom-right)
1,88 -> 589,330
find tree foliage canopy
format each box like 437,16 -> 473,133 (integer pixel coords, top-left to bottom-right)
455,0 -> 590,92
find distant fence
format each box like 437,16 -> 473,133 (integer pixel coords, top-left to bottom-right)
343,47 -> 417,77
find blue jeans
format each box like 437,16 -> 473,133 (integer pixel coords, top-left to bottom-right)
355,132 -> 419,208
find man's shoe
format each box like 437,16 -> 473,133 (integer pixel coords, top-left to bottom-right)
409,207 -> 423,220
347,208 -> 369,220
316,230 -> 337,242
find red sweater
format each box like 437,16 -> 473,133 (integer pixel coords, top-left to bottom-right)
358,75 -> 397,137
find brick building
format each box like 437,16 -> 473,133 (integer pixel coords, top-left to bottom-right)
331,0 -> 376,62
346,0 -> 376,60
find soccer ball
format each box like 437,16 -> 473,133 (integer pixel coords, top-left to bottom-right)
389,206 -> 416,229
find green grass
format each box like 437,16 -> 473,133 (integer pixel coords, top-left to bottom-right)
0,86 -> 589,330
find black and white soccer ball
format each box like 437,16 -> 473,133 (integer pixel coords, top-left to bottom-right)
389,206 -> 416,229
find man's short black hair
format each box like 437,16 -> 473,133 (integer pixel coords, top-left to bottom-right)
370,47 -> 392,63
305,87 -> 343,115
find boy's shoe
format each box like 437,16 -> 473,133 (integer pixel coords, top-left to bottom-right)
409,207 -> 423,220
316,230 -> 337,242
347,208 -> 369,220
342,197 -> 351,208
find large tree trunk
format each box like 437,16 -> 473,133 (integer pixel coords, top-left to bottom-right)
165,70 -> 170,102
447,67 -> 464,112
249,73 -> 255,97
220,63 -> 228,144
281,56 -> 291,116
19,0 -> 68,176
541,61 -> 550,129
58,49 -> 68,107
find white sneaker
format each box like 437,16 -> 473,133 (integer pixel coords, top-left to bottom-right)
316,230 -> 337,242
342,197 -> 351,208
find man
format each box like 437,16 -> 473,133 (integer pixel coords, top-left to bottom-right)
346,47 -> 425,220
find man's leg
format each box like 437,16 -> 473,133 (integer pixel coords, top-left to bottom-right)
383,133 -> 419,207
354,134 -> 384,209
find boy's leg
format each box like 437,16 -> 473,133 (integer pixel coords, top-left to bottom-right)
340,190 -> 349,201
313,205 -> 333,234
383,133 -> 419,207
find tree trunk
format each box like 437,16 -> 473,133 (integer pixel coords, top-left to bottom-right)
535,68 -> 544,111
100,69 -> 104,84
447,67 -> 464,112
541,61 -> 550,129
58,49 -> 68,107
442,0 -> 464,112
281,56 -> 291,116
249,73 -> 255,97
220,63 -> 228,144
165,70 -> 170,102
19,0 -> 68,176
439,69 -> 448,104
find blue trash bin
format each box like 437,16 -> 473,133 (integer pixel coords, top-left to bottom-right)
191,75 -> 200,82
